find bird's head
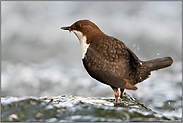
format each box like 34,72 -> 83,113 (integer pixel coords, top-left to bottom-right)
61,19 -> 105,43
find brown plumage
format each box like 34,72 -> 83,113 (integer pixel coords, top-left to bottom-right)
61,20 -> 173,106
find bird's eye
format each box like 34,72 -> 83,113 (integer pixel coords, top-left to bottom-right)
78,24 -> 83,27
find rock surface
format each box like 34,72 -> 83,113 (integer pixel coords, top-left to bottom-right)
1,93 -> 181,122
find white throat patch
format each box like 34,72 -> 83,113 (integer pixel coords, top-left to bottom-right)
72,30 -> 90,59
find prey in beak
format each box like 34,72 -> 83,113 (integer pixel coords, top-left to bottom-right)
61,26 -> 72,33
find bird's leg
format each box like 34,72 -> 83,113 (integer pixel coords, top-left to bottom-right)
120,88 -> 124,99
111,87 -> 119,106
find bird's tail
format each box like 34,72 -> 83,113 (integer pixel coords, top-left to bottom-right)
145,57 -> 173,71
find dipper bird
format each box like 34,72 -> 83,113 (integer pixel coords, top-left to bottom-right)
61,19 -> 173,106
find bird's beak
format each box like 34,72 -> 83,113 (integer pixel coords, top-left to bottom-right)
61,26 -> 72,33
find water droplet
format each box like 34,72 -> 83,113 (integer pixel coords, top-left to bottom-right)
133,44 -> 136,47
157,53 -> 159,55
137,45 -> 139,51
168,102 -> 170,105
38,42 -> 39,44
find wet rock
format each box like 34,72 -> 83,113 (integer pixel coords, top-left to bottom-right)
1,93 -> 181,122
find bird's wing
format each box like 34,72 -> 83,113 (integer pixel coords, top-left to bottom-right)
82,44 -> 126,88
82,37 -> 142,88
82,48 -> 123,88
126,48 -> 142,67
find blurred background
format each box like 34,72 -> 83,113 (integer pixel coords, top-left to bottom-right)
1,1 -> 182,118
